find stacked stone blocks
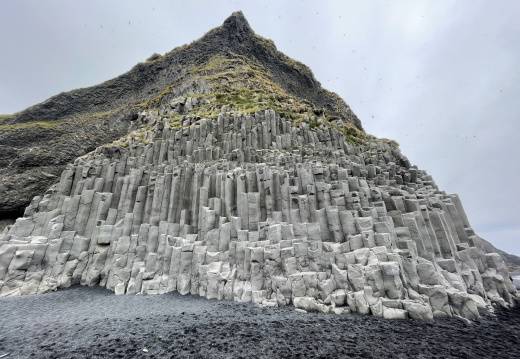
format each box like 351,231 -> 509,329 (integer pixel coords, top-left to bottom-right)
0,108 -> 517,320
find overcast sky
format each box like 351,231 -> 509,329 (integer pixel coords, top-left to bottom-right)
1,1 -> 519,255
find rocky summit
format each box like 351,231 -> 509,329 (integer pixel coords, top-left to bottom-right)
0,12 -> 517,320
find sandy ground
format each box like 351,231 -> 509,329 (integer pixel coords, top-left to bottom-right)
0,285 -> 519,359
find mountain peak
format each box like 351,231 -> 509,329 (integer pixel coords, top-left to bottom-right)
222,11 -> 254,35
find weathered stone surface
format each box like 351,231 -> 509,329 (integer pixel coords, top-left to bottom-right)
0,12 -> 516,323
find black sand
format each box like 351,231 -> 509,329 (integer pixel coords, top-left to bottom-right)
1,285 -> 519,359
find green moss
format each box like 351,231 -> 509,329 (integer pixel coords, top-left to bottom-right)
0,114 -> 12,123
325,121 -> 368,146
168,114 -> 183,129
0,105 -> 130,132
189,55 -> 249,74
130,54 -> 316,129
185,93 -> 210,98
199,112 -> 219,119
187,56 -> 312,123
381,138 -> 399,148
131,53 -> 357,145
136,75 -> 188,109
112,140 -> 129,148
132,131 -> 152,145
237,107 -> 264,115
145,53 -> 164,63
309,121 -> 320,129
90,109 -> 121,119
0,120 -> 61,131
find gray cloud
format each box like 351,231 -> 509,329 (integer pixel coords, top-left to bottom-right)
1,0 -> 519,254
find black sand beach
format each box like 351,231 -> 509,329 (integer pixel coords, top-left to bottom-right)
1,286 -> 519,359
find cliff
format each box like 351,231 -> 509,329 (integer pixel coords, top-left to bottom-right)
0,11 -> 360,219
0,12 -> 517,320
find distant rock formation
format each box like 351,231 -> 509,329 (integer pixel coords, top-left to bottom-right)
481,239 -> 520,272
0,12 -> 517,320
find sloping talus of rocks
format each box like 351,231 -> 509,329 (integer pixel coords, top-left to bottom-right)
0,12 -> 517,320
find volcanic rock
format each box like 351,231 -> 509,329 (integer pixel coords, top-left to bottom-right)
0,12 -> 517,320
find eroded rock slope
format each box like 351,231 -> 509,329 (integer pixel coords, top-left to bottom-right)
0,11 -> 359,218
0,12 -> 517,320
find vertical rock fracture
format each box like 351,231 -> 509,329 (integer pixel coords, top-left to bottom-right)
0,12 -> 517,320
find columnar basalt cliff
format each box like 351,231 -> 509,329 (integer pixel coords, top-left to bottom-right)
0,12 -> 517,320
0,11 -> 360,220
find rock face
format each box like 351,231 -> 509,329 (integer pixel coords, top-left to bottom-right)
0,11 -> 359,219
0,12 -> 517,320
